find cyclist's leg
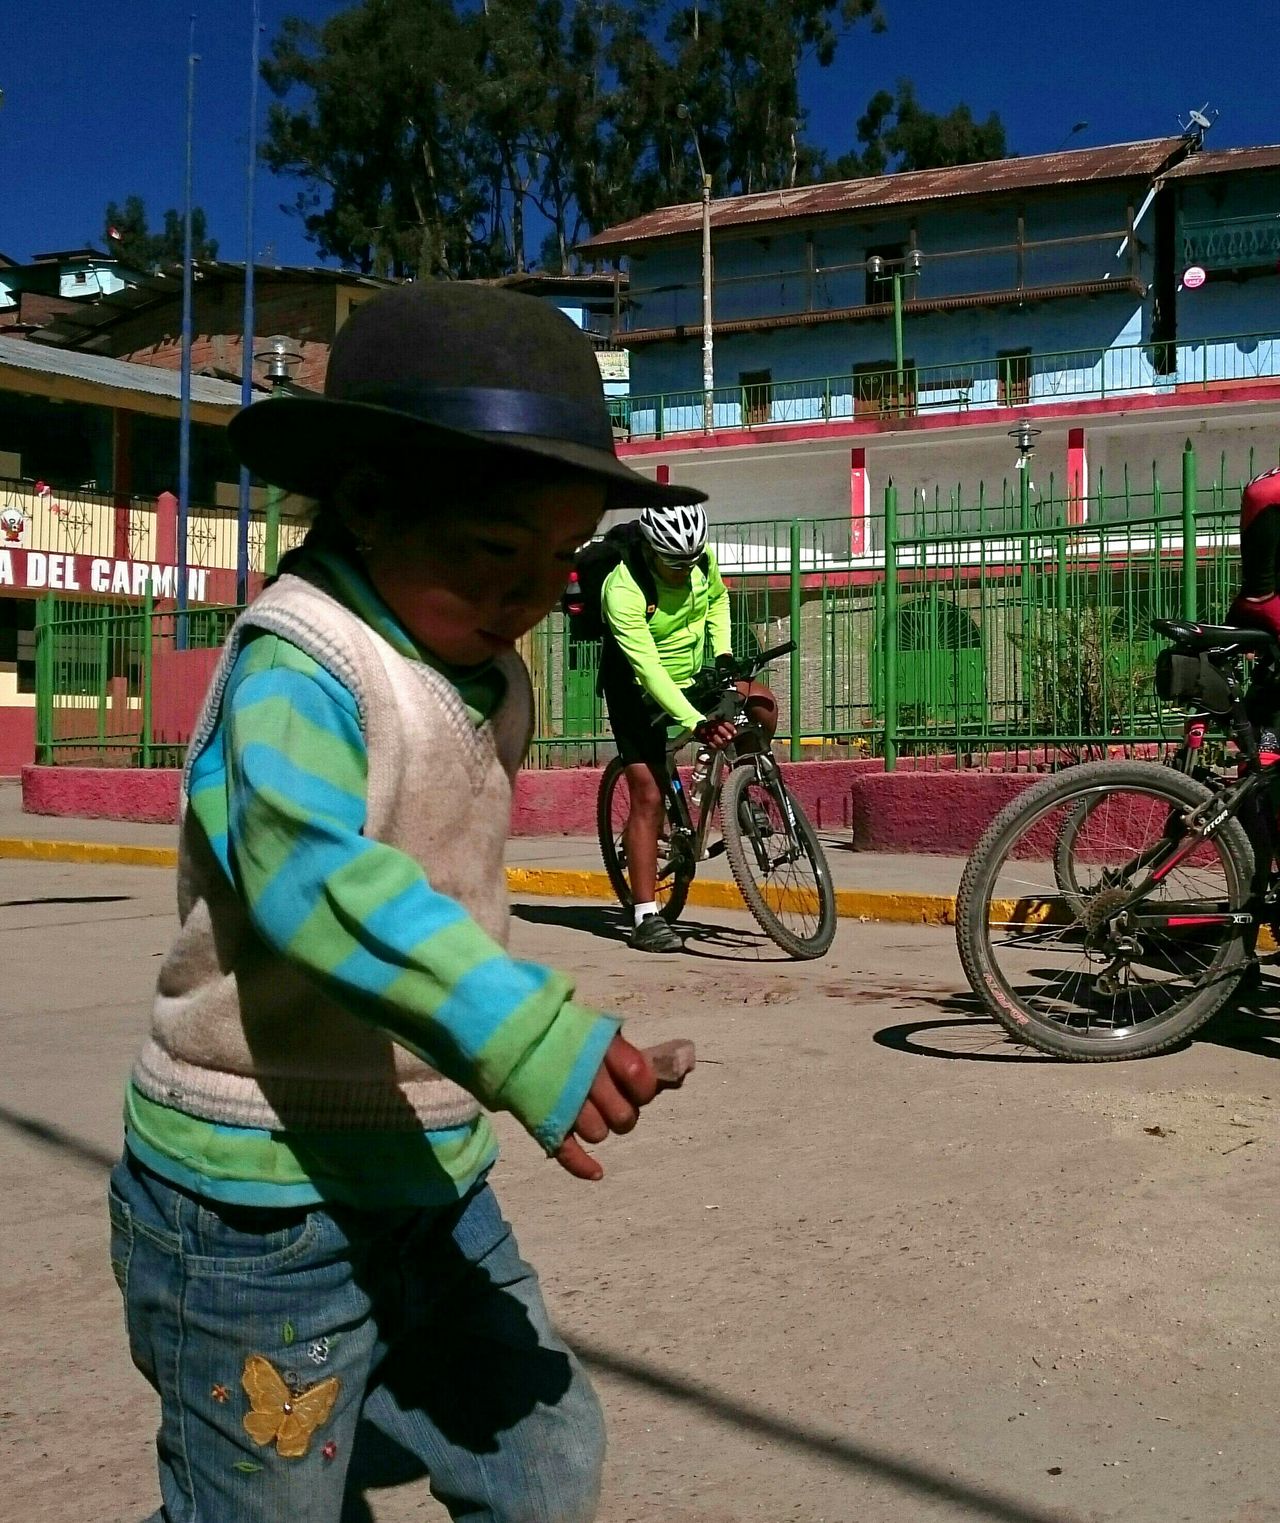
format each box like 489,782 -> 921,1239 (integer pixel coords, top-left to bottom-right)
602,679 -> 671,913
622,760 -> 666,905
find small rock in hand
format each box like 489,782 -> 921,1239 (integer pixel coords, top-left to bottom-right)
644,1038 -> 696,1089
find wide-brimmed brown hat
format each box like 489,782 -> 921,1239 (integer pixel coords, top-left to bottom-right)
228,282 -> 705,510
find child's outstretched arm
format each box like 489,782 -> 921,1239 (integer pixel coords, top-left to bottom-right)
202,634 -> 633,1162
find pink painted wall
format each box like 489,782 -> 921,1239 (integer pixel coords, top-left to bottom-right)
849,770 -> 1039,854
0,708 -> 35,776
151,647 -> 222,747
22,764 -> 181,822
24,758 -> 1041,856
509,759 -> 862,836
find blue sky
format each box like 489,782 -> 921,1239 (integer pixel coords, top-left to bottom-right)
2,0 -> 1276,269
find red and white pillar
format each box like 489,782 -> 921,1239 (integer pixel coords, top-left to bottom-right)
1067,426 -> 1089,526
850,448 -> 869,554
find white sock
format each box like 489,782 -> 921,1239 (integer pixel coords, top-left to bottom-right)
634,901 -> 659,926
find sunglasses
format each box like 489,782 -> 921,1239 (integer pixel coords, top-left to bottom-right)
655,553 -> 700,571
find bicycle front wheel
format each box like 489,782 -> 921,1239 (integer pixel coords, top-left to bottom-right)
720,763 -> 836,958
596,755 -> 692,924
957,761 -> 1254,1060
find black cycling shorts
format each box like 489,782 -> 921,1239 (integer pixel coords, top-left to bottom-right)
602,675 -> 697,770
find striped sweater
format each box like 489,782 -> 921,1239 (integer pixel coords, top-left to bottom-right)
125,551 -> 618,1208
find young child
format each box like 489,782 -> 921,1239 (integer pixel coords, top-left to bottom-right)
107,283 -> 706,1522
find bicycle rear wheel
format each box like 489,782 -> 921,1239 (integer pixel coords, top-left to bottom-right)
596,755 -> 693,924
720,763 -> 836,958
1053,744 -> 1202,911
957,761 -> 1254,1060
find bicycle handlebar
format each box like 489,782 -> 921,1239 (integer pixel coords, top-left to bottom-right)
747,639 -> 796,674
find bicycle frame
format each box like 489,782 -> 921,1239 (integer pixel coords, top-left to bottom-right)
657,640 -> 799,872
1088,661 -> 1280,939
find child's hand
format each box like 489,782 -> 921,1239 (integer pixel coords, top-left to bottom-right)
553,1035 -> 658,1181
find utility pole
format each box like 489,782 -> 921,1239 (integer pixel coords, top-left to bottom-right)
677,104 -> 715,433
176,16 -> 198,648
236,0 -> 262,606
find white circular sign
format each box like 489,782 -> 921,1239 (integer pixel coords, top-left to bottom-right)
1183,265 -> 1207,289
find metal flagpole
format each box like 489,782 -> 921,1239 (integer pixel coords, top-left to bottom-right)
177,15 -> 198,647
236,0 -> 262,606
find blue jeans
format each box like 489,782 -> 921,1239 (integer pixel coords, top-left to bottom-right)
108,1153 -> 605,1522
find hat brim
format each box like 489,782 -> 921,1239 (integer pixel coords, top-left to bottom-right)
227,396 -> 706,511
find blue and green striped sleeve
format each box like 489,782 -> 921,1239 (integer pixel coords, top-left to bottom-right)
192,632 -> 618,1152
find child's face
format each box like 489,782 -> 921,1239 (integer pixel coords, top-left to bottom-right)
362,478 -> 604,667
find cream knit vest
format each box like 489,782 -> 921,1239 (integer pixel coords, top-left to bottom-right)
131,574 -> 533,1133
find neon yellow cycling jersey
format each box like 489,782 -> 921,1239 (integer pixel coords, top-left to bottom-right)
601,546 -> 732,730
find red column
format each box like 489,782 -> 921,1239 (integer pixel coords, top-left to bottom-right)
112,409 -> 133,559
850,447 -> 869,554
1067,427 -> 1088,526
155,491 -> 177,566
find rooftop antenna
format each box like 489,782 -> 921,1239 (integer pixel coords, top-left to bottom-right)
1178,103 -> 1218,150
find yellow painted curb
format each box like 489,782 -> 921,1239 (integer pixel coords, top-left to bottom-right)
0,837 -> 179,868
6,841 -> 1268,944
504,865 -> 957,925
1,839 -> 958,925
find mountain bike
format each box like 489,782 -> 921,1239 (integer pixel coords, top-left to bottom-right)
597,640 -> 837,959
956,616 -> 1280,1059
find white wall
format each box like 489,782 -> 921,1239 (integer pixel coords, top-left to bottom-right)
620,399 -> 1280,539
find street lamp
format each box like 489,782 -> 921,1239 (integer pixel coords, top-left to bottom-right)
251,338 -> 304,575
867,248 -> 922,417
677,103 -> 714,433
254,336 -> 303,389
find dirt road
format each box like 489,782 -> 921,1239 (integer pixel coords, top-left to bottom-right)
2,858 -> 1279,1522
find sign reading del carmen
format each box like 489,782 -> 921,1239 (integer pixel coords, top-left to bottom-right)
0,548 -> 211,601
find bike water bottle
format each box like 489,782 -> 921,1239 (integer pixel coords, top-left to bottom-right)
689,746 -> 713,791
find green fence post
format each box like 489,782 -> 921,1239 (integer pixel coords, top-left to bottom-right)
789,519 -> 803,761
1182,439 -> 1197,621
95,607 -> 110,751
883,482 -> 899,772
264,484 -> 282,577
1019,458 -> 1034,649
140,582 -> 154,769
34,593 -> 53,765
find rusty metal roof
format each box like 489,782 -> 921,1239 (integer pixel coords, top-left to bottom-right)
487,271 -> 628,298
583,138 -> 1189,252
29,261 -> 394,353
0,333 -> 245,412
1164,145 -> 1280,179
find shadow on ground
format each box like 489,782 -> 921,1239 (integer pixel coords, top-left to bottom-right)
510,900 -> 791,962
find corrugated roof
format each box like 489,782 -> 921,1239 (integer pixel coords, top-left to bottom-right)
31,247 -> 111,263
1164,145 -> 1280,179
0,334 -> 245,409
583,138 -> 1189,252
488,271 -> 629,298
30,260 -> 394,352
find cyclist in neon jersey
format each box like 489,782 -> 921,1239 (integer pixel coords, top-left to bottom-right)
600,501 -> 777,951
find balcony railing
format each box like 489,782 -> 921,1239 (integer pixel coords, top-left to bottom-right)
613,331 -> 1280,443
1182,215 -> 1280,271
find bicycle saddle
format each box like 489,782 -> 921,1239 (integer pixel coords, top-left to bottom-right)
1153,618 -> 1279,656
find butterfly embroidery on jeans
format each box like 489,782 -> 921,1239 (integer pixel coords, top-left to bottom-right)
241,1354 -> 340,1459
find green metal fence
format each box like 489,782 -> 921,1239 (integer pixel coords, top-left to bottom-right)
33,442 -> 1275,773
35,590 -> 241,768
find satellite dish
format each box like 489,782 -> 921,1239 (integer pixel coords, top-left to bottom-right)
1189,109 -> 1212,129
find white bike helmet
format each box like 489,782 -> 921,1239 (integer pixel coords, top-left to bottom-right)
638,502 -> 708,563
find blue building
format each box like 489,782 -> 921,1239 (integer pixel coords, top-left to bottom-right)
581,135 -> 1280,550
